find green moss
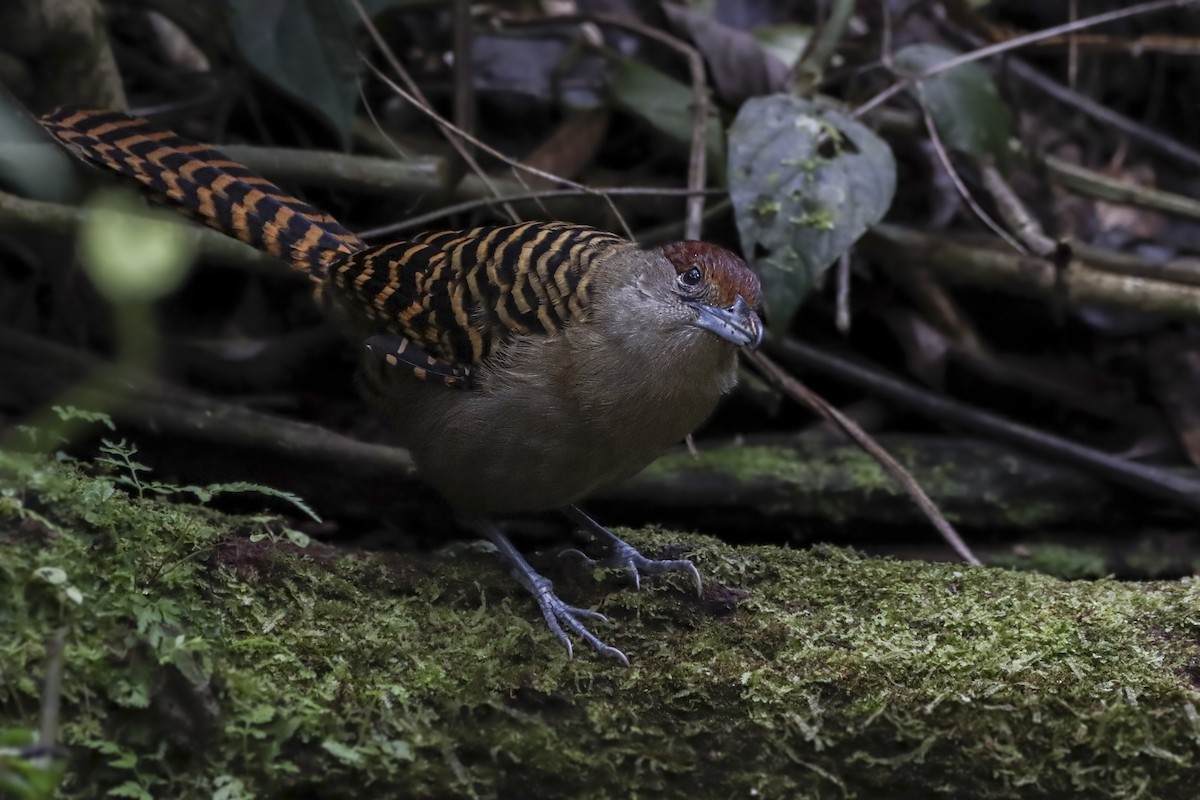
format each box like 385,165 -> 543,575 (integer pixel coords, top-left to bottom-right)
991,544 -> 1111,580
752,198 -> 781,217
642,443 -> 899,524
642,444 -> 892,493
789,210 -> 836,230
3,450 -> 1200,798
637,439 -> 1105,529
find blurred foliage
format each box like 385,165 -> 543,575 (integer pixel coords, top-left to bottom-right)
79,188 -> 196,303
3,0 -> 1200,794
894,43 -> 1015,169
222,0 -> 426,147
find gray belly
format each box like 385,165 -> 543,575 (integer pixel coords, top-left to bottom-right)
397,377 -> 720,512
364,334 -> 735,513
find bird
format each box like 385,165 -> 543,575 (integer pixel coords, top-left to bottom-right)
39,107 -> 765,663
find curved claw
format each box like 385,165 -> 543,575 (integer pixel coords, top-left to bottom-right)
562,506 -> 704,597
601,539 -> 703,597
468,514 -> 630,664
528,572 -> 629,665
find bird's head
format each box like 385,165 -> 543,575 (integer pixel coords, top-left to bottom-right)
655,240 -> 764,350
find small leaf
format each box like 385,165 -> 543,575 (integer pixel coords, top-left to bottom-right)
50,406 -> 115,430
213,775 -> 250,800
108,780 -> 153,800
33,567 -> 67,585
195,482 -> 321,522
322,739 -> 363,764
729,95 -> 896,330
379,738 -> 414,760
285,528 -> 312,548
893,43 -> 1014,168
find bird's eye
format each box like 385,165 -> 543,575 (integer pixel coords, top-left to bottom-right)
679,267 -> 702,288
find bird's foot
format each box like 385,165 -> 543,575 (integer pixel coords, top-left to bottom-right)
562,505 -> 703,596
468,515 -> 629,665
522,571 -> 629,665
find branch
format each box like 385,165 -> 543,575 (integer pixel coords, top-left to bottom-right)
864,222 -> 1200,320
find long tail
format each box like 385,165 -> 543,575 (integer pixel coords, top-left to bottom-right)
39,107 -> 366,276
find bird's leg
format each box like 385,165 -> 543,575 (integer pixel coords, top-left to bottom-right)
466,515 -> 629,665
561,506 -> 703,596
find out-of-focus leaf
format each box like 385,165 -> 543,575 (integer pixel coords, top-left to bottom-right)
223,0 -> 424,148
712,0 -> 777,29
752,23 -> 812,69
894,43 -> 1014,168
607,56 -> 726,182
0,95 -> 80,203
729,95 -> 896,331
80,189 -> 196,303
661,3 -> 787,105
472,32 -> 608,107
225,0 -> 356,146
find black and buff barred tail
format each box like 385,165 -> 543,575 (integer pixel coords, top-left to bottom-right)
39,107 -> 365,276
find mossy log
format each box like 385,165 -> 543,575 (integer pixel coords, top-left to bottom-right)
597,434 -> 1114,532
2,451 -> 1199,799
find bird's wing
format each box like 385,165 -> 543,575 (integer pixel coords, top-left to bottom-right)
319,221 -> 629,389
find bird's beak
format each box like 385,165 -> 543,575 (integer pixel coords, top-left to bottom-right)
688,295 -> 764,350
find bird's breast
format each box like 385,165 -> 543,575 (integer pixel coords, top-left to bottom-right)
369,325 -> 738,513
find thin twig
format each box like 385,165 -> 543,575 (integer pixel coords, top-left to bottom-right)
744,349 -> 981,565
978,160 -> 1058,257
1038,152 -> 1200,222
835,251 -> 852,334
770,337 -> 1200,517
347,0 -> 520,223
790,0 -> 857,96
855,0 -> 1198,119
584,14 -> 709,240
357,83 -> 414,160
502,13 -> 712,239
999,50 -> 1200,173
361,58 -> 638,240
0,189 -> 287,277
216,143 -> 445,195
915,84 -> 1027,253
37,628 -> 68,757
451,0 -> 475,163
864,222 -> 1200,317
866,103 -> 1200,224
637,197 -> 734,246
357,186 -> 722,240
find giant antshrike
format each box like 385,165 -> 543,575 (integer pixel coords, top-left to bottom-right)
40,107 -> 764,663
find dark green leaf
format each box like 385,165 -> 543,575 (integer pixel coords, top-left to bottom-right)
729,95 -> 896,331
607,56 -> 726,183
223,0 -> 383,148
894,43 -> 1015,167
